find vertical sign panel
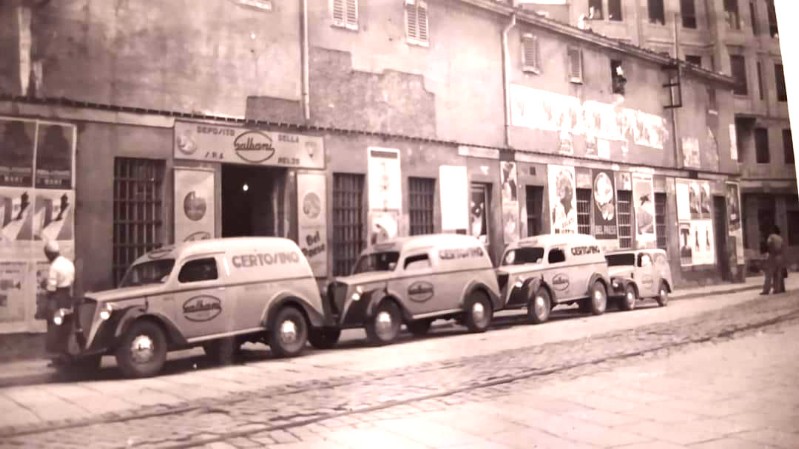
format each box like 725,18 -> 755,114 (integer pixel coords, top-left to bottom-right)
500,161 -> 520,245
592,169 -> 618,241
676,178 -> 715,266
439,165 -> 468,232
297,172 -> 328,277
174,168 -> 215,243
632,173 -> 656,249
726,181 -> 744,265
367,147 -> 402,246
548,164 -> 577,234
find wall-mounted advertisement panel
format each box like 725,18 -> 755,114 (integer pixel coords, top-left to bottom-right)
676,178 -> 715,267
297,172 -> 328,277
632,173 -> 656,249
592,169 -> 618,241
726,182 -> 744,265
548,164 -> 577,234
501,161 -> 520,245
439,165 -> 469,232
174,168 -> 215,244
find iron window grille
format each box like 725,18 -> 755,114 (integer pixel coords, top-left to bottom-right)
333,173 -> 365,276
113,158 -> 165,286
409,177 -> 435,236
526,185 -> 544,236
331,0 -> 358,30
405,0 -> 429,47
521,34 -> 541,74
576,188 -> 592,235
655,193 -> 668,251
617,190 -> 633,249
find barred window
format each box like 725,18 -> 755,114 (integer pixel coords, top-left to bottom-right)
331,0 -> 359,30
409,177 -> 435,235
576,188 -> 592,235
655,193 -> 667,251
526,185 -> 544,236
617,190 -> 633,249
113,158 -> 166,286
333,173 -> 365,276
405,0 -> 429,46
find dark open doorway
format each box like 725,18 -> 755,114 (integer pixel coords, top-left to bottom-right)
714,196 -> 731,281
221,165 -> 286,238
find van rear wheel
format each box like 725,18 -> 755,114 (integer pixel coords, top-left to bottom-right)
463,291 -> 492,333
115,320 -> 167,379
270,306 -> 309,358
365,300 -> 402,345
656,282 -> 670,307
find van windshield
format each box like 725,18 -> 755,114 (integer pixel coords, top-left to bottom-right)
120,259 -> 176,287
606,254 -> 636,267
502,247 -> 545,266
353,252 -> 400,274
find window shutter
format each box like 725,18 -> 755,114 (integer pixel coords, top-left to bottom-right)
332,0 -> 345,24
346,0 -> 358,27
522,34 -> 540,72
568,48 -> 583,83
418,1 -> 429,42
405,0 -> 429,45
406,2 -> 418,40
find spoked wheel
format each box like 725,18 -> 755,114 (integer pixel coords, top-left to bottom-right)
619,284 -> 637,311
588,281 -> 608,315
463,291 -> 493,333
308,328 -> 341,350
406,320 -> 432,337
115,320 -> 167,378
527,287 -> 552,325
656,282 -> 670,307
365,301 -> 402,345
270,306 -> 309,358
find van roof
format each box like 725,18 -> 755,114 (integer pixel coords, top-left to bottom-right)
607,248 -> 667,256
367,233 -> 484,255
512,233 -> 600,249
136,237 -> 302,264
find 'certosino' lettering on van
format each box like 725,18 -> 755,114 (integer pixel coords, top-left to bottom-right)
231,251 -> 301,268
438,247 -> 484,260
570,245 -> 601,256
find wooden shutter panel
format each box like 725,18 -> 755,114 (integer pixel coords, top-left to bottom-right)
418,1 -> 429,42
569,48 -> 582,82
346,0 -> 358,27
333,0 -> 345,23
522,34 -> 539,71
406,2 -> 418,40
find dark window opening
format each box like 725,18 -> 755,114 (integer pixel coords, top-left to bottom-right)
409,177 -> 435,236
354,251 -> 399,274
178,258 -> 218,283
757,62 -> 765,100
609,0 -> 623,20
404,253 -> 431,270
755,127 -> 770,163
681,0 -> 697,28
724,0 -> 740,30
788,210 -> 799,246
655,192 -> 667,251
648,0 -> 665,24
526,185 -> 544,236
618,190 -> 633,249
784,129 -> 794,164
503,247 -> 545,266
577,188 -> 592,235
708,87 -> 718,110
767,0 -> 778,37
589,0 -> 603,19
606,253 -> 635,266
222,165 -> 285,238
333,173 -> 365,276
548,248 -> 566,264
686,55 -> 703,67
730,54 -> 748,95
750,1 -> 759,35
775,64 -> 787,102
611,60 -> 627,95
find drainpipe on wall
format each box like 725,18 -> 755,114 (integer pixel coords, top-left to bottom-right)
502,13 -> 517,148
301,0 -> 310,121
671,12 -> 682,169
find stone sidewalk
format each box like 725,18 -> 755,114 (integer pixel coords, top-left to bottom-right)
201,310 -> 799,449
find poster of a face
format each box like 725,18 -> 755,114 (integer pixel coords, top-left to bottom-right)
500,161 -> 518,203
548,165 -> 577,234
592,169 -> 617,240
633,174 -> 656,248
0,118 -> 36,187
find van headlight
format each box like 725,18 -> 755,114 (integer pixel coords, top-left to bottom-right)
351,286 -> 363,302
612,280 -> 620,288
53,308 -> 68,326
99,303 -> 114,321
514,279 -> 524,289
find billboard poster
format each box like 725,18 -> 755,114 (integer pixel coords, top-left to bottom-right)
729,124 -> 738,161
681,137 -> 701,169
676,178 -> 715,266
548,164 -> 577,234
367,147 -> 402,212
297,172 -> 327,277
34,123 -> 76,189
0,262 -> 30,324
633,173 -> 656,249
726,182 -> 744,264
174,168 -> 215,244
369,210 -> 400,246
501,162 -> 520,245
0,187 -> 35,245
440,165 -> 468,232
500,161 -> 518,203
592,169 -> 617,240
0,118 -> 36,187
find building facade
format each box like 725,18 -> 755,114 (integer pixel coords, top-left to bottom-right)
1,0 -> 740,333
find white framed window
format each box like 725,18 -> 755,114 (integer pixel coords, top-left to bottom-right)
405,0 -> 429,47
521,34 -> 541,74
331,0 -> 358,31
568,47 -> 583,84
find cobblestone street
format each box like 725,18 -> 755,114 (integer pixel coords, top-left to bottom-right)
0,283 -> 797,448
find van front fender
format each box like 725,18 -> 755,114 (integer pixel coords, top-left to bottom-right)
586,273 -> 610,297
461,280 -> 501,311
264,294 -> 326,330
111,306 -> 187,349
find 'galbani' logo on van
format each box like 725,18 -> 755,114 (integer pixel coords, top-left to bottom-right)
552,274 -> 570,291
408,281 -> 434,303
183,296 -> 222,322
234,131 -> 276,163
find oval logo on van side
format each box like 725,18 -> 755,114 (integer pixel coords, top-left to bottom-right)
552,274 -> 570,291
234,131 -> 275,163
183,296 -> 222,322
408,281 -> 435,303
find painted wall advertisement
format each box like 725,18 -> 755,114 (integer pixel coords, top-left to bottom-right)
632,173 -> 656,249
500,161 -> 520,245
681,137 -> 701,169
440,165 -> 469,232
367,148 -> 402,246
0,116 -> 76,331
591,169 -> 618,241
676,179 -> 715,266
726,182 -> 744,265
174,168 -> 215,244
297,172 -> 328,277
548,164 -> 577,234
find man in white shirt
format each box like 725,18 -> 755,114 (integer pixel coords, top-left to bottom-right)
42,241 -> 78,361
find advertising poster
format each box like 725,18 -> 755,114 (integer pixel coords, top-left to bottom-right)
501,161 -> 520,245
439,165 -> 469,232
502,202 -> 520,245
0,118 -> 36,187
0,187 -> 35,246
592,169 -> 618,240
34,123 -> 76,189
681,137 -> 701,169
367,147 -> 402,212
470,185 -> 489,244
729,124 -> 738,161
676,178 -> 715,266
500,161 -> 518,203
368,210 -> 399,246
726,182 -> 744,264
0,262 -> 30,323
548,164 -> 577,234
297,172 -> 327,277
633,173 -> 656,249
174,168 -> 215,244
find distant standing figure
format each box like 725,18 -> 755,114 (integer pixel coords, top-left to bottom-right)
761,226 -> 786,295
42,241 -> 77,364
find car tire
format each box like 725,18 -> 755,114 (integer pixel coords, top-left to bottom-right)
270,306 -> 309,358
308,328 -> 341,350
115,320 -> 168,379
365,300 -> 402,345
656,282 -> 670,307
619,284 -> 637,311
203,338 -> 241,365
463,290 -> 492,333
406,320 -> 432,337
527,287 -> 551,325
588,281 -> 608,316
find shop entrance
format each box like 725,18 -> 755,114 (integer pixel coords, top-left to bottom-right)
221,165 -> 286,238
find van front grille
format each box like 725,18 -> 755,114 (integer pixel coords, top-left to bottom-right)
497,273 -> 509,292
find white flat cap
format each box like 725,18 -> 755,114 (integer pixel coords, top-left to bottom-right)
44,240 -> 60,254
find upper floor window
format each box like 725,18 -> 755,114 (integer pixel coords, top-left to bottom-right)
724,0 -> 741,30
648,0 -> 666,25
611,60 -> 626,95
730,54 -> 748,96
784,129 -> 794,164
681,0 -> 697,28
755,127 -> 770,163
522,34 -> 541,74
766,0 -> 779,37
750,1 -> 759,35
775,63 -> 787,102
405,0 -> 429,46
568,47 -> 583,84
608,0 -> 623,21
331,0 -> 358,30
686,55 -> 703,67
588,0 -> 603,19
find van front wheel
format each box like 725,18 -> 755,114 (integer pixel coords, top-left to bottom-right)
365,300 -> 402,345
527,287 -> 551,324
463,291 -> 492,333
270,307 -> 309,358
115,320 -> 167,379
588,282 -> 608,315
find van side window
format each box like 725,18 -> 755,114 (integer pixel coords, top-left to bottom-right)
639,254 -> 653,267
548,248 -> 566,264
404,254 -> 431,271
178,258 -> 219,283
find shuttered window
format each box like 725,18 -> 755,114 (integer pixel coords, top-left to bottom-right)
333,174 -> 365,276
617,190 -> 633,249
526,185 -> 544,236
332,0 -> 358,30
568,47 -> 583,84
521,34 -> 541,73
113,158 -> 166,286
576,189 -> 592,235
405,0 -> 429,46
409,177 -> 435,236
655,193 -> 667,251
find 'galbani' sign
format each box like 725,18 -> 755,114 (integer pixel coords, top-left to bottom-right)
173,120 -> 325,169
